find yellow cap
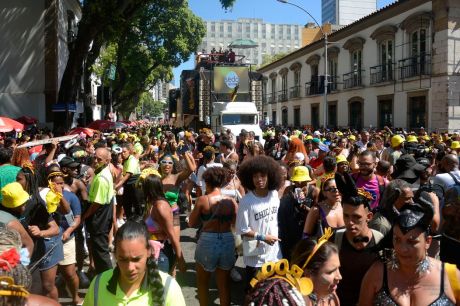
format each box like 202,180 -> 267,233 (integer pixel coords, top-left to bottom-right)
391,135 -> 405,147
406,135 -> 418,143
336,155 -> 348,164
306,135 -> 313,140
336,131 -> 343,136
451,141 -> 460,150
1,182 -> 29,209
290,166 -> 312,182
348,135 -> 356,141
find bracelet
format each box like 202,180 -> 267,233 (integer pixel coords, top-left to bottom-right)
254,232 -> 260,240
261,233 -> 266,241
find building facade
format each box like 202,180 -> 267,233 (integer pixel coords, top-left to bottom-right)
322,0 -> 377,25
259,0 -> 460,132
0,0 -> 83,125
197,18 -> 303,66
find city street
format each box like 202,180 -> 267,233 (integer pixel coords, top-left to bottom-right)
59,215 -> 247,305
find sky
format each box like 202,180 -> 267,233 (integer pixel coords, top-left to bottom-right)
172,0 -> 397,86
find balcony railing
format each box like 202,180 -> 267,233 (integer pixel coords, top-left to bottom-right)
343,70 -> 364,89
305,75 -> 339,95
289,85 -> 301,99
370,63 -> 394,84
278,90 -> 288,102
267,93 -> 277,104
399,53 -> 431,79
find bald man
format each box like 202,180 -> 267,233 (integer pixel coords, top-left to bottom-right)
82,147 -> 114,274
432,154 -> 460,206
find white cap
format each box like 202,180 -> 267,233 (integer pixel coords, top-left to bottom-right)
294,152 -> 305,161
313,130 -> 322,136
57,154 -> 67,163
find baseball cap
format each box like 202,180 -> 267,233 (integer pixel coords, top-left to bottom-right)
391,135 -> 405,148
318,143 -> 330,153
1,182 -> 29,209
59,156 -> 80,168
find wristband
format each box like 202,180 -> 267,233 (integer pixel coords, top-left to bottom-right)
261,233 -> 266,241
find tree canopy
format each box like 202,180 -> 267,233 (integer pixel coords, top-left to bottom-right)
57,0 -> 235,127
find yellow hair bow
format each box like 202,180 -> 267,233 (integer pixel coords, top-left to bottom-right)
250,259 -> 314,296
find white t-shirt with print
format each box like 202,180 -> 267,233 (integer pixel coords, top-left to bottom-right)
235,190 -> 282,267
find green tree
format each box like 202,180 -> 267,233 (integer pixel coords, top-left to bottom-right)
259,52 -> 289,68
136,93 -> 166,118
57,0 -> 236,128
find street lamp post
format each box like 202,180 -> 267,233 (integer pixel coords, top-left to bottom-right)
276,0 -> 328,129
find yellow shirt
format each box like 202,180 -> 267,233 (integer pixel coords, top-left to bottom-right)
83,269 -> 186,306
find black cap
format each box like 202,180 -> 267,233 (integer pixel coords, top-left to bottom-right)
391,154 -> 426,180
59,156 -> 80,168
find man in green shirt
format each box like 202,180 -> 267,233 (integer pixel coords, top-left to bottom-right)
0,148 -> 21,202
83,147 -> 114,275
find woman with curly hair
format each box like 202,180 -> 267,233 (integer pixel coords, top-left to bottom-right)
11,148 -> 31,169
83,220 -> 186,305
235,155 -> 283,289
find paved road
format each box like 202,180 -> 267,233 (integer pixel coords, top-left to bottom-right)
58,214 -> 247,305
175,216 -> 246,306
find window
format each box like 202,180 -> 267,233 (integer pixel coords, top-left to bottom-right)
379,39 -> 394,81
228,25 -> 232,32
411,28 -> 427,56
272,111 -> 277,125
328,58 -> 338,91
271,78 -> 276,98
311,104 -> 320,129
408,96 -> 426,129
352,50 -> 362,72
222,114 -> 257,125
211,24 -> 215,31
294,70 -> 301,87
328,102 -> 337,128
349,100 -> 363,130
294,107 -> 301,127
238,23 -> 242,32
378,99 -> 393,129
282,108 -> 288,126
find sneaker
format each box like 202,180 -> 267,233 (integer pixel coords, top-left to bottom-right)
230,267 -> 242,282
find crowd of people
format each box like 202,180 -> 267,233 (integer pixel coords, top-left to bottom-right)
0,123 -> 459,305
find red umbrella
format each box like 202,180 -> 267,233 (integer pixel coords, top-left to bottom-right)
68,127 -> 96,137
87,120 -> 114,131
0,117 -> 24,132
87,120 -> 126,131
16,115 -> 38,125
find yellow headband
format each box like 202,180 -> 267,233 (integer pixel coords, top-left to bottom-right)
302,227 -> 334,270
250,259 -> 313,296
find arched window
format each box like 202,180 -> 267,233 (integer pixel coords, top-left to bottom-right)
282,107 -> 288,127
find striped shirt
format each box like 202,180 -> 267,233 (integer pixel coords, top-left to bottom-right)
235,190 -> 281,267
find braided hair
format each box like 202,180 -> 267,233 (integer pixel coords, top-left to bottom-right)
245,278 -> 306,306
114,220 -> 164,304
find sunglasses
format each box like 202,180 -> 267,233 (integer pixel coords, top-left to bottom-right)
324,187 -> 339,193
160,160 -> 174,165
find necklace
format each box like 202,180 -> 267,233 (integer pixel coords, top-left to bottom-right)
324,201 -> 339,210
309,293 -> 334,305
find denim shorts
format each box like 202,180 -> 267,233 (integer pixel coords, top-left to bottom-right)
195,232 -> 235,272
31,232 -> 64,271
157,241 -> 174,273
